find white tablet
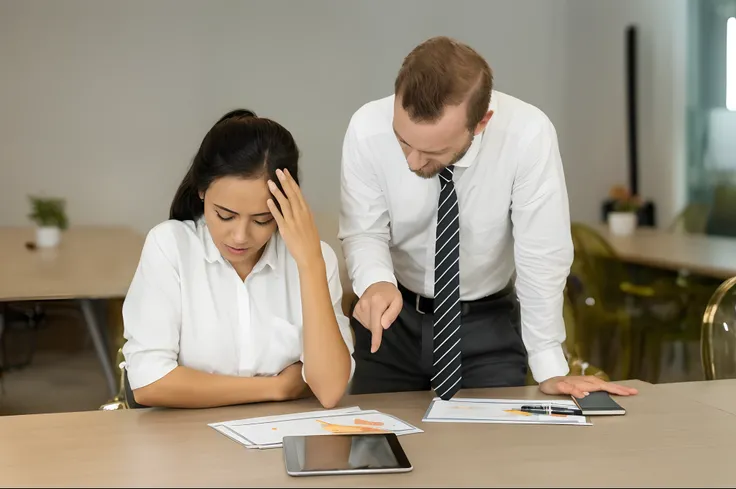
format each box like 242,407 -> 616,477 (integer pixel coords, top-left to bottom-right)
282,433 -> 413,477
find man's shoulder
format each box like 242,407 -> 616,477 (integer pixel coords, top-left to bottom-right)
493,91 -> 554,135
347,94 -> 394,140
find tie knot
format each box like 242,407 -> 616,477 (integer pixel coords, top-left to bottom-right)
439,166 -> 455,185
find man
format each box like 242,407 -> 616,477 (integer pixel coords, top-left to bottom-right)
338,36 -> 637,400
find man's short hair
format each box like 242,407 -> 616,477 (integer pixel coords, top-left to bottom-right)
394,36 -> 493,132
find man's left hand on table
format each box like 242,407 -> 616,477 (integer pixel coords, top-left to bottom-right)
539,375 -> 639,399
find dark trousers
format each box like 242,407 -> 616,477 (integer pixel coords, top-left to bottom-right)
350,284 -> 528,395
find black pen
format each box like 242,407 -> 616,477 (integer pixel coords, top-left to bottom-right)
520,405 -> 583,416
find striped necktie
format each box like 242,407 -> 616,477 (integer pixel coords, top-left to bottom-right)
432,165 -> 462,401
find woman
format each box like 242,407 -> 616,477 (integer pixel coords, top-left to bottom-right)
122,109 -> 354,409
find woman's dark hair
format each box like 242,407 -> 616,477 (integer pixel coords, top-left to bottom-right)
169,109 -> 300,221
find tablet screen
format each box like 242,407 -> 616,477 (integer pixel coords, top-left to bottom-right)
284,433 -> 412,474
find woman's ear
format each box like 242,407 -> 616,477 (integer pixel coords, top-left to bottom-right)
199,191 -> 204,202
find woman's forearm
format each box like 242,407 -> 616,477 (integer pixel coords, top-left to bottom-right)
132,365 -> 286,408
299,260 -> 352,408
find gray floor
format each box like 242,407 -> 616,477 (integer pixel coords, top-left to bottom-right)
0,350 -> 109,416
0,306 -> 111,416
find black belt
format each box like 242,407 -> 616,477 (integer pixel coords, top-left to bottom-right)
398,282 -> 514,315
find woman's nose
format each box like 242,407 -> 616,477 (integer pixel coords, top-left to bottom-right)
231,224 -> 248,244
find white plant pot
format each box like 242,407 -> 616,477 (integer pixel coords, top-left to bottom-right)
36,226 -> 61,248
608,212 -> 637,236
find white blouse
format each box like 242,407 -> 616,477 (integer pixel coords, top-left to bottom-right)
122,219 -> 355,391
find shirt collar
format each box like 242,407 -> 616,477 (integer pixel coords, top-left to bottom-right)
197,218 -> 280,275
252,233 -> 280,275
453,90 -> 498,169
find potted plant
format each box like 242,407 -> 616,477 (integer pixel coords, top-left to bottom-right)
28,196 -> 69,248
607,185 -> 641,236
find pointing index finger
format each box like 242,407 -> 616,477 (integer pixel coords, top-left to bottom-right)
370,304 -> 383,353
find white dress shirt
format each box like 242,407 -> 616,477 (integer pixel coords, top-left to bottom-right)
338,90 -> 573,383
122,219 -> 355,391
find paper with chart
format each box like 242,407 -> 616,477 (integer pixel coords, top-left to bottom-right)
209,406 -> 423,449
423,398 -> 591,426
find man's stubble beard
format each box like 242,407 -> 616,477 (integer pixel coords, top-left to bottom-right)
410,136 -> 473,179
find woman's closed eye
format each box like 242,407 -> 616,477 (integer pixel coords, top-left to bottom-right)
215,211 -> 234,222
254,218 -> 274,226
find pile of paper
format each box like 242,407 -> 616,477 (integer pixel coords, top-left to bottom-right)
209,406 -> 423,449
422,398 -> 591,426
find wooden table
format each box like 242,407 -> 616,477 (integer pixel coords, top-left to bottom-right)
2,380 -> 736,487
594,225 -> 736,279
656,379 -> 736,415
0,226 -> 144,397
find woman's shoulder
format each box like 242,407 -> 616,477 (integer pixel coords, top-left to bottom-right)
142,219 -> 201,261
146,219 -> 197,245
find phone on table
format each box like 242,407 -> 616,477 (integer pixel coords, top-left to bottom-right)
282,433 -> 413,477
572,391 -> 626,415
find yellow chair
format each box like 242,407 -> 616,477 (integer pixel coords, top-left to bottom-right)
100,346 -> 151,409
562,287 -> 609,381
668,202 -> 711,235
567,223 -> 642,380
99,348 -> 129,410
701,276 -> 736,380
525,287 -> 609,385
613,206 -> 720,382
665,203 -> 720,332
568,223 -> 690,382
705,184 -> 736,238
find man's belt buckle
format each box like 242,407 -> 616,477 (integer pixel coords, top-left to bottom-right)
416,294 -> 426,315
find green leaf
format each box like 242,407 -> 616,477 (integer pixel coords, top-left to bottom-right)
27,196 -> 69,229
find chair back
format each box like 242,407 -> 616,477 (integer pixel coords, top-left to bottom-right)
567,223 -> 635,380
668,203 -> 711,234
561,285 -> 609,381
705,184 -> 736,237
569,223 -> 627,305
98,348 -> 129,410
99,347 -> 146,410
701,275 -> 736,380
562,286 -> 580,360
123,370 -> 147,408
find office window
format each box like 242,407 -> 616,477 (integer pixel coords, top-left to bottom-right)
686,1 -> 736,204
727,16 -> 736,110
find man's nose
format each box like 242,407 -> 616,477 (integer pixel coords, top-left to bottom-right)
406,150 -> 426,171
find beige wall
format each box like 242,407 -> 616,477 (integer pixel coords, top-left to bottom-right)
0,0 -> 687,238
563,0 -> 688,227
0,0 -> 566,235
